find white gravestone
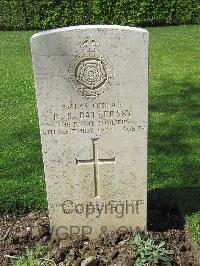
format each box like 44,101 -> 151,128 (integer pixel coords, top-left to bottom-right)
31,25 -> 148,238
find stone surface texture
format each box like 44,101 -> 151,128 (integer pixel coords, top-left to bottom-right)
31,25 -> 148,238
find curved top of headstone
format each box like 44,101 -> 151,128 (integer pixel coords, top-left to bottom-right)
31,25 -> 148,41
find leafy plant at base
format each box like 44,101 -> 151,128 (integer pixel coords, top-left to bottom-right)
130,234 -> 174,265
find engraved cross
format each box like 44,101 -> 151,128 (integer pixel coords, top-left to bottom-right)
76,138 -> 116,197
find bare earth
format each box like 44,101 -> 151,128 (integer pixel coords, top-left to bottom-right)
0,208 -> 199,265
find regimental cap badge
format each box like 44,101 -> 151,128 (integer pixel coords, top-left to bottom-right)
69,35 -> 114,100
81,35 -> 100,51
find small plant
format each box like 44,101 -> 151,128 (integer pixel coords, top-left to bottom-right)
11,244 -> 55,266
130,234 -> 174,266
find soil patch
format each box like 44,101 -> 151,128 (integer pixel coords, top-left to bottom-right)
0,208 -> 199,265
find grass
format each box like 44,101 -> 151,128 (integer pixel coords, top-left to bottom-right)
0,31 -> 47,213
147,25 -> 200,246
11,244 -> 54,266
0,26 -> 200,245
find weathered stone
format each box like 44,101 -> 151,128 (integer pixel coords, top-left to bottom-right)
31,25 -> 148,238
31,224 -> 47,240
81,257 -> 100,266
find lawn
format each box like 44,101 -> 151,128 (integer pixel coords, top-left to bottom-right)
0,25 -> 200,245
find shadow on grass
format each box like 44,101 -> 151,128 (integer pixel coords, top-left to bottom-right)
150,80 -> 200,118
147,187 -> 200,234
148,76 -> 200,229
